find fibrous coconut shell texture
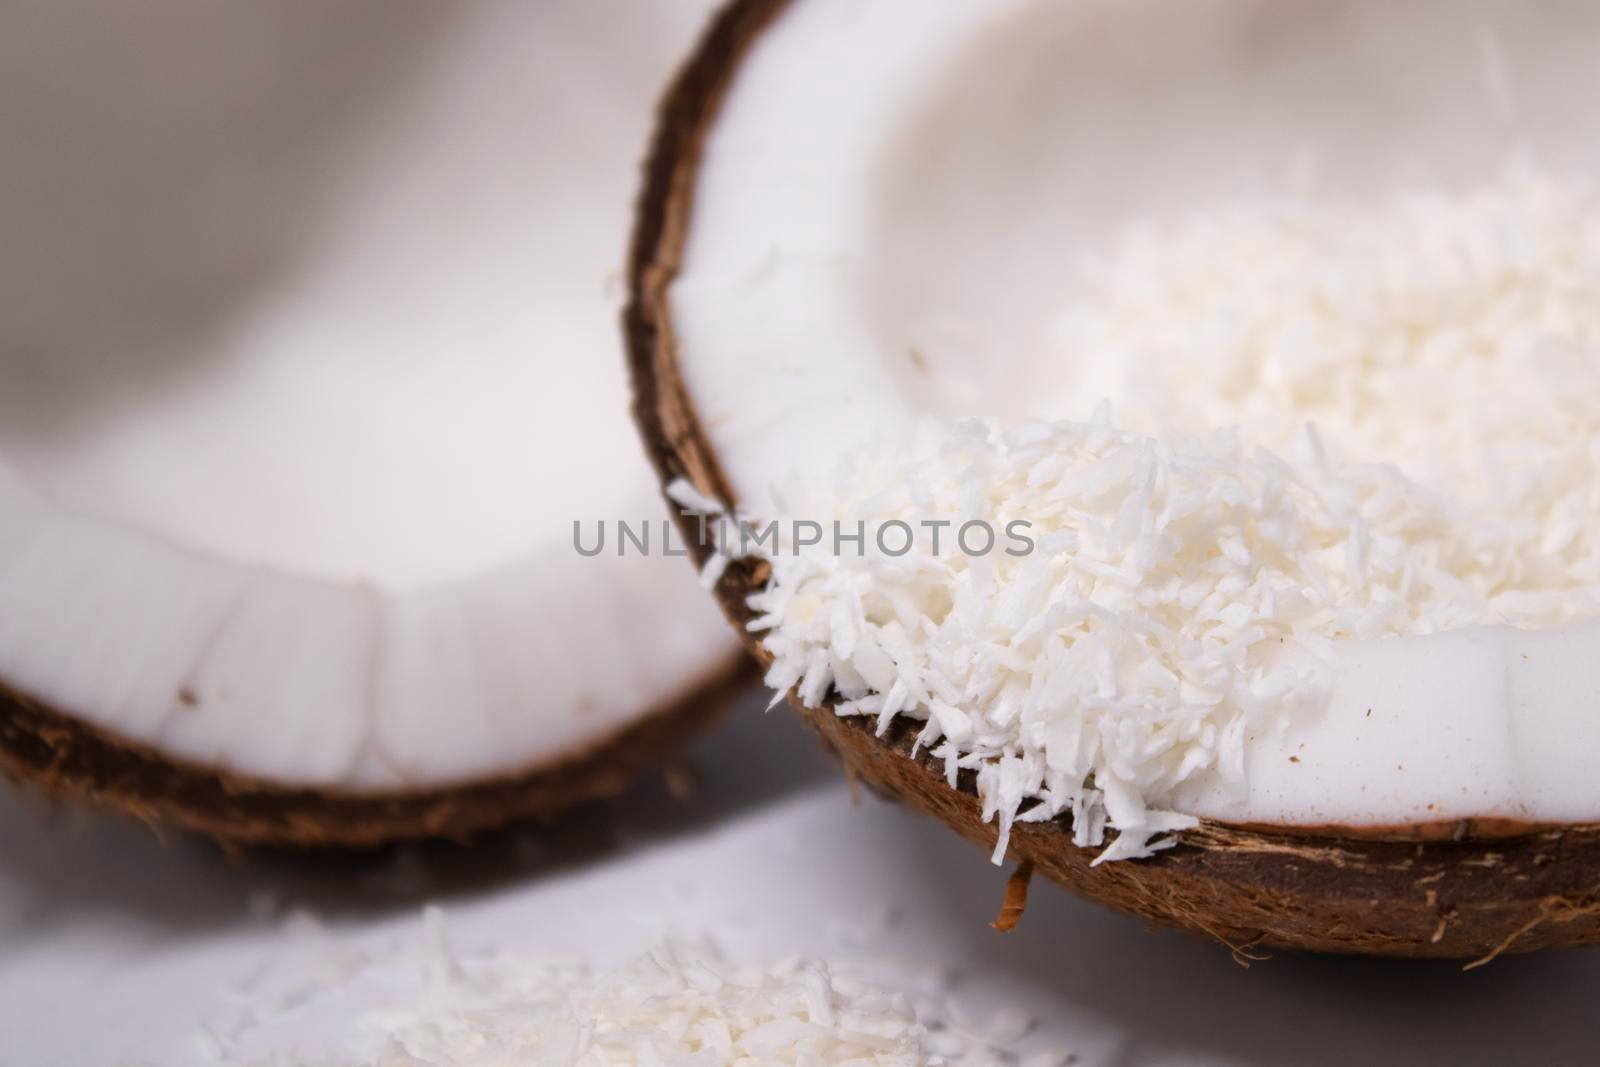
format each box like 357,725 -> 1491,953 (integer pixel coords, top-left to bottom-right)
0,668 -> 747,847
625,0 -> 1600,959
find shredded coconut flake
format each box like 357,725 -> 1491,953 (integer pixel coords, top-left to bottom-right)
205,909 -> 1034,1066
721,165 -> 1600,863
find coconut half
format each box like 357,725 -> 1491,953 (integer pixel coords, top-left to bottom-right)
629,0 -> 1600,956
0,0 -> 746,844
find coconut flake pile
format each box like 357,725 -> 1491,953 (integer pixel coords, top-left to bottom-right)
365,938 -> 924,1065
681,164 -> 1600,864
203,909 -> 1049,1067
1053,161 -> 1600,517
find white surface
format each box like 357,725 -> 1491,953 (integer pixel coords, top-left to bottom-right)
3,689 -> 1600,1065
670,0 -> 1600,830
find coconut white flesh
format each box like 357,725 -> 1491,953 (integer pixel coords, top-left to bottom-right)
669,0 -> 1600,829
0,0 -> 737,790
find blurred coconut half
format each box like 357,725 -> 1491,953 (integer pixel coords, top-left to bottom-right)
0,0 -> 744,844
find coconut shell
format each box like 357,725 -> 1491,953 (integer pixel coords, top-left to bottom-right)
0,662 -> 750,847
624,0 -> 1600,959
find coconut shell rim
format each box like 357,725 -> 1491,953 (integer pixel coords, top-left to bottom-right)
0,650 -> 752,847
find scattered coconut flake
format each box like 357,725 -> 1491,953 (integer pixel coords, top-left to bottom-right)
666,477 -> 730,520
202,909 -> 1047,1066
724,164 -> 1600,863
